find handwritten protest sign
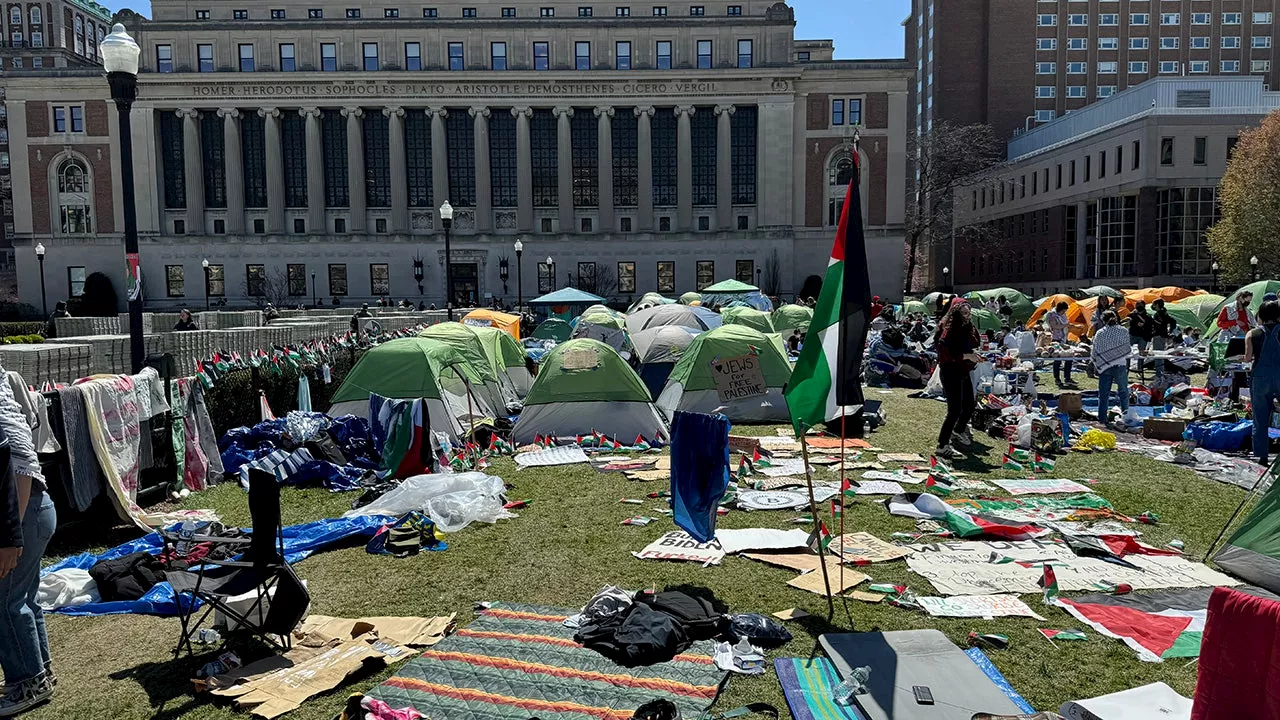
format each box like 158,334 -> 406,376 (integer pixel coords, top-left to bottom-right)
712,353 -> 767,402
633,531 -> 725,565
917,595 -> 1046,620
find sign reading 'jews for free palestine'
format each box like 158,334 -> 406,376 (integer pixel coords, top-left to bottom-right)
713,354 -> 767,403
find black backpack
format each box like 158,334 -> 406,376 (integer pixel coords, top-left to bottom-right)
634,590 -> 726,641
89,551 -> 177,601
575,602 -> 691,667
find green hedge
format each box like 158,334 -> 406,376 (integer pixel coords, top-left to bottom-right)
2,335 -> 43,344
204,348 -> 364,436
0,322 -> 45,337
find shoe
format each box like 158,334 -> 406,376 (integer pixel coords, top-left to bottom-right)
953,430 -> 973,447
935,445 -> 963,460
0,674 -> 53,717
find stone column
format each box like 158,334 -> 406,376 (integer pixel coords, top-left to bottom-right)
259,107 -> 285,234
342,106 -> 366,232
714,104 -> 735,230
634,106 -> 654,231
384,106 -> 408,232
675,105 -> 695,231
218,109 -> 244,233
512,106 -> 533,231
426,107 -> 449,215
178,108 -> 205,234
300,107 -> 325,233
595,106 -> 615,232
470,106 -> 492,232
553,106 -> 575,231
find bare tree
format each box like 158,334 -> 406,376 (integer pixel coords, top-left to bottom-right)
761,249 -> 782,297
580,262 -> 619,299
904,120 -> 1004,293
242,267 -> 291,308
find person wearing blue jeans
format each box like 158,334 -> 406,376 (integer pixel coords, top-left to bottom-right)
1092,311 -> 1132,427
0,365 -> 55,718
1246,300 -> 1280,467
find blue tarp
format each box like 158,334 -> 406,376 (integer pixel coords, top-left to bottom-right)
964,648 -> 1034,713
220,412 -> 379,492
43,514 -> 391,616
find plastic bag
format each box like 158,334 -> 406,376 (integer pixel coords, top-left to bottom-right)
426,490 -> 509,533
727,613 -> 793,649
344,472 -> 505,518
284,411 -> 328,444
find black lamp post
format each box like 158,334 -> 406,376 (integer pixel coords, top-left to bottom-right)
499,257 -> 510,296
201,258 -> 210,310
310,271 -> 317,307
755,266 -> 761,289
546,256 -> 555,293
34,243 -> 46,317
1211,262 -> 1220,294
514,239 -> 524,311
412,257 -> 424,295
440,200 -> 454,319
101,24 -> 144,373
1252,255 -> 1260,284
942,265 -> 951,292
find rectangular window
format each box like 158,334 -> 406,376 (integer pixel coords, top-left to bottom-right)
1222,59 -> 1241,72
205,264 -> 224,296
1036,85 -> 1056,98
1098,85 -> 1117,98
1068,13 -> 1088,25
286,264 -> 306,296
321,43 -> 337,71
1098,37 -> 1118,50
1085,154 -> 1091,181
370,264 -> 390,295
491,41 -> 507,70
615,41 -> 631,69
1253,60 -> 1272,73
383,7 -> 398,16
1253,36 -> 1272,49
271,8 -> 285,18
1193,136 -> 1207,165
449,42 -> 464,70
618,262 -> 636,293
657,261 -> 675,292
689,5 -> 703,15
67,267 -> 86,297
239,43 -> 255,71
279,43 -> 295,71
1068,38 -> 1087,51
53,106 -> 65,132
735,260 -> 754,284
1067,61 -> 1086,73
737,39 -> 752,68
1160,61 -> 1180,73
1036,109 -> 1056,123
166,265 -> 185,297
1161,136 -> 1174,165
1070,160 -> 1076,185
1098,61 -> 1117,73
69,106 -> 83,133
533,42 -> 550,70
697,39 -> 712,68
308,8 -> 323,17
1038,14 -> 1057,26
832,99 -> 845,124
575,41 -> 591,69
1067,85 -> 1086,98
727,4 -> 741,15
653,6 -> 667,16
1160,12 -> 1179,25
195,9 -> 209,18
463,7 -> 476,17
246,264 -> 266,297
1192,12 -> 1211,25
422,7 -> 436,16
1038,38 -> 1057,50
617,6 -> 630,15
1191,36 -> 1210,49
346,8 -> 360,17
847,97 -> 862,125
1036,62 -> 1056,74
1099,13 -> 1118,25
1115,145 -> 1123,174
362,42 -> 378,70
578,6 -> 592,16
1133,140 -> 1141,170
1131,37 -> 1149,50
537,262 -> 554,293
156,44 -> 173,72
656,40 -> 672,69
198,43 -> 214,72
1129,60 -> 1149,73
1131,13 -> 1149,25
1222,36 -> 1241,49
696,261 -> 714,291
540,6 -> 554,16
1256,12 -> 1273,24
405,42 -> 421,70
233,8 -> 248,18
1160,37 -> 1179,49
328,264 -> 348,295
1224,12 -> 1242,25
502,7 -> 515,16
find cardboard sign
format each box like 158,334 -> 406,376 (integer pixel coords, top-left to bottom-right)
788,567 -> 869,596
561,347 -> 601,370
917,595 -> 1046,620
633,531 -> 726,565
712,353 -> 767,402
831,532 -> 914,563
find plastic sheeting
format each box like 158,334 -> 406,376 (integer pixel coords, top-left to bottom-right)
344,471 -> 511,533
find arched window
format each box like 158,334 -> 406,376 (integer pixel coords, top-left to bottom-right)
829,154 -> 855,187
28,5 -> 38,24
827,150 -> 854,226
56,157 -> 92,234
9,6 -> 21,25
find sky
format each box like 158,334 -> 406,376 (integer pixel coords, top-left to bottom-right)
100,0 -> 912,59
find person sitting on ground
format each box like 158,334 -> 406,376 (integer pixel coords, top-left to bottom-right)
1183,326 -> 1202,347
173,309 -> 199,332
870,295 -> 886,320
1245,300 -> 1280,466
428,303 -> 437,311
1046,301 -> 1076,387
1092,310 -> 1132,428
418,301 -> 427,311
41,302 -> 70,339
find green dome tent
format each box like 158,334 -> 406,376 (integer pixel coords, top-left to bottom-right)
656,325 -> 794,423
970,308 -> 1005,333
532,318 -> 573,343
328,337 -> 492,440
419,322 -> 517,412
679,292 -> 702,305
571,309 -> 631,352
1165,294 -> 1227,337
1207,281 -> 1280,338
963,288 -> 1035,324
901,300 -> 928,317
512,338 -> 668,444
472,325 -> 533,398
632,325 -> 701,398
720,306 -> 776,334
700,280 -> 774,312
772,304 -> 814,334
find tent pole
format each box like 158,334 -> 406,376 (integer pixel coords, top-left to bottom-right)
1203,457 -> 1278,562
799,428 -> 836,621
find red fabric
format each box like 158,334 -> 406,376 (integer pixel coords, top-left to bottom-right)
1192,587 -> 1280,720
1099,535 -> 1183,557
1060,598 -> 1193,658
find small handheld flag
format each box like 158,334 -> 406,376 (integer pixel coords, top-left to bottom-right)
1002,454 -> 1024,471
807,521 -> 833,553
1039,564 -> 1059,603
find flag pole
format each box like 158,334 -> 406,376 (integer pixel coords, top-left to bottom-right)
798,426 -> 836,621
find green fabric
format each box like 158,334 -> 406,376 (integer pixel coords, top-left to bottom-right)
1080,285 -> 1127,300
970,308 -> 1004,332
524,338 -> 653,405
679,292 -> 702,305
772,304 -> 814,332
1164,305 -> 1206,335
666,325 -> 792,392
472,326 -> 526,370
901,300 -> 928,316
577,310 -> 626,330
702,279 -> 759,292
1225,471 -> 1280,560
332,336 -> 479,404
1170,294 -> 1227,325
418,323 -> 501,382
963,288 -> 1035,323
532,318 -> 573,342
170,416 -> 187,495
1161,631 -> 1203,659
721,306 -> 776,333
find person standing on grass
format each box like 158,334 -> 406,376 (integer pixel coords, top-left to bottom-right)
997,296 -> 1014,327
0,363 -> 57,717
1046,301 -> 1076,387
1092,310 -> 1132,428
1218,291 -> 1257,339
1128,300 -> 1153,371
1151,299 -> 1177,373
1245,300 -> 1280,466
934,299 -> 981,459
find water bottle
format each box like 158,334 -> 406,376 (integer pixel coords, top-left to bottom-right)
833,666 -> 871,705
196,628 -> 222,645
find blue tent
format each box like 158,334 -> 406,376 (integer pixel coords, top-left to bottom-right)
529,287 -> 607,320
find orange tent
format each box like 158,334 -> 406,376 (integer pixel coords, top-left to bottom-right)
462,309 -> 521,340
1125,286 -> 1197,305
1076,296 -> 1132,337
1027,294 -> 1089,341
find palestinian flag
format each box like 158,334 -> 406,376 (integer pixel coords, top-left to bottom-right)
750,447 -> 772,468
925,475 -> 953,495
1053,588 -> 1215,662
783,161 -> 871,433
841,477 -> 857,499
196,361 -> 217,389
633,434 -> 651,451
1002,454 -> 1024,471
830,499 -> 843,517
807,521 -> 833,553
930,456 -> 955,480
212,352 -> 231,373
1033,454 -> 1056,473
1007,446 -> 1032,463
1039,564 -> 1059,602
737,454 -> 754,478
1038,628 -> 1087,642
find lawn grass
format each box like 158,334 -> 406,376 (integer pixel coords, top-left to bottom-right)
29,387 -> 1250,720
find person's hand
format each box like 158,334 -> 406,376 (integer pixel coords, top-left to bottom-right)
0,546 -> 22,579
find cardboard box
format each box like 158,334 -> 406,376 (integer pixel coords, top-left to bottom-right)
1057,391 -> 1083,419
1143,417 -> 1188,442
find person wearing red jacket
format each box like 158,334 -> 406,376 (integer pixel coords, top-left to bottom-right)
1218,291 -> 1257,339
870,296 -> 885,320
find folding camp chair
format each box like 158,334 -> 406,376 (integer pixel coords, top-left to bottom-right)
166,468 -> 311,657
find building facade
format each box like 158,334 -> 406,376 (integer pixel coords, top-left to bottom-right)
3,0 -> 912,312
951,77 -> 1278,297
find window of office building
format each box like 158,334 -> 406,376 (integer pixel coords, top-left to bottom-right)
448,42 -> 464,70
490,41 -> 507,70
1068,38 -> 1087,50
1254,36 -> 1272,48
731,106 -> 756,205
157,44 -> 173,72
160,113 -> 186,209
1156,187 -> 1218,275
321,42 -> 337,71
1131,37 -> 1149,49
282,113 -> 307,207
571,111 -> 598,207
575,41 -> 591,69
200,111 -> 227,208
198,43 -> 214,72
166,265 -> 184,297
370,264 -> 390,295
1224,12 -> 1241,24
1099,37 -> 1118,50
531,109 -> 558,206
1098,61 -> 1117,74
1037,13 -> 1056,26
612,109 -> 638,207
1160,61 -> 1180,73
737,39 -> 752,68
406,111 -> 433,207
1222,36 -> 1241,48
239,43 -> 255,71
1222,59 -> 1240,72
1161,37 -> 1179,49
242,112 -> 268,208
488,111 -> 516,207
1038,38 -> 1056,51
246,264 -> 266,296
1099,13 -> 1117,25
691,109 -> 716,206
652,108 -> 678,206
405,42 -> 421,70
363,113 -> 390,207
616,41 -> 631,69
1160,12 -> 1179,25
285,264 -> 306,295
445,111 -> 476,206
279,43 -> 296,71
1097,195 -> 1137,277
617,262 -> 636,292
363,42 -> 379,70
656,261 -> 675,292
1256,12 -> 1273,24
322,109 -> 349,207
1130,61 -> 1149,73
656,40 -> 672,69
1067,61 -> 1086,73
1253,60 -> 1272,72
1098,85 -> 1117,98
696,261 -> 714,290
329,264 -> 348,294
697,40 -> 712,68
1068,13 -> 1087,25
533,41 -> 549,70
1131,13 -> 1148,24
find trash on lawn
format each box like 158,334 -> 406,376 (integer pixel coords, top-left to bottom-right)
632,531 -> 725,565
